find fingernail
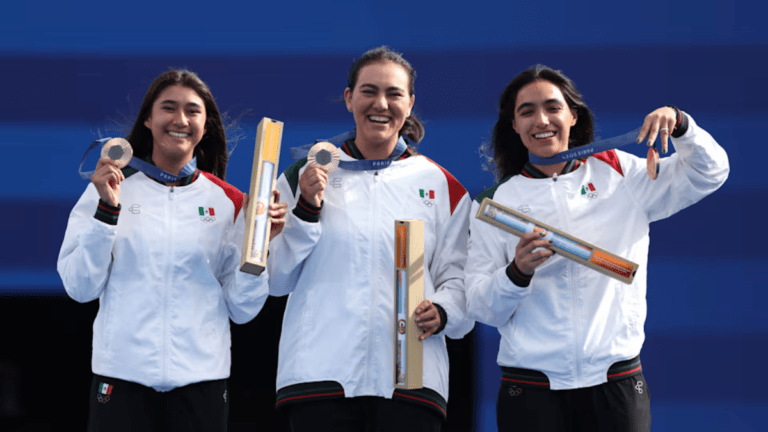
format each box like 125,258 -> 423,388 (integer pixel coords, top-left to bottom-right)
548,240 -> 553,244
539,232 -> 545,236
636,137 -> 642,144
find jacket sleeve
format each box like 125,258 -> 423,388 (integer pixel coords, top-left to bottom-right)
266,170 -> 323,297
464,199 -> 533,328
56,185 -> 117,303
218,205 -> 269,324
429,192 -> 475,339
623,113 -> 730,222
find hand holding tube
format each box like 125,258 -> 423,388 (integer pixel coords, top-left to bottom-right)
514,231 -> 555,275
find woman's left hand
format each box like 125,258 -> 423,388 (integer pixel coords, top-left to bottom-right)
268,190 -> 288,240
636,106 -> 678,154
414,299 -> 441,341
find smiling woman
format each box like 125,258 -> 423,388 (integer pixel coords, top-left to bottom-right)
266,47 -> 474,432
343,60 -> 415,160
127,70 -> 229,182
56,69 -> 288,432
465,64 -> 730,432
511,80 -> 578,173
142,84 -> 208,176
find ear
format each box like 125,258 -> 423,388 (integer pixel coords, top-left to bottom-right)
344,88 -> 353,112
511,117 -> 519,135
570,109 -> 578,127
144,117 -> 151,129
407,95 -> 415,117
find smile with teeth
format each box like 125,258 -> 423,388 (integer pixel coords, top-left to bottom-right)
534,131 -> 556,140
168,131 -> 189,138
368,116 -> 390,124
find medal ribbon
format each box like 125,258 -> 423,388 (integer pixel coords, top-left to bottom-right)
527,128 -> 642,165
79,137 -> 197,182
290,130 -> 409,171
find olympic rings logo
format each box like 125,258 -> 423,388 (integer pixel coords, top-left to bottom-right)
508,385 -> 522,396
200,217 -> 216,222
97,394 -> 110,403
423,200 -> 434,207
635,381 -> 644,394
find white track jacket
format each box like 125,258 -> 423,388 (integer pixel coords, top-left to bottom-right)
268,147 -> 474,404
58,170 -> 269,392
465,114 -> 729,390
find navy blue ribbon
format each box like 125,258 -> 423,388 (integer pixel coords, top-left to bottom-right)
79,137 -> 197,182
290,130 -> 409,171
528,128 -> 642,165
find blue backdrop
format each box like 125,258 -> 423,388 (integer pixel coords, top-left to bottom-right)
2,1 -> 765,430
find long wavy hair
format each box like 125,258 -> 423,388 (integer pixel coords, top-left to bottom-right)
346,46 -> 425,144
486,65 -> 594,180
126,69 -> 229,180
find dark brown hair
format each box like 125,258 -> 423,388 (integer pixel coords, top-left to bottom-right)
488,65 -> 594,179
347,46 -> 424,143
126,69 -> 229,180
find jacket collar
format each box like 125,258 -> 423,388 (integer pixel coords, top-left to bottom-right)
340,139 -> 413,161
521,159 -> 581,179
144,155 -> 200,186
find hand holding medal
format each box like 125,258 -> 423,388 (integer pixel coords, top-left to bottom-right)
298,142 -> 337,208
527,106 -> 683,180
635,106 -> 680,180
91,138 -> 132,206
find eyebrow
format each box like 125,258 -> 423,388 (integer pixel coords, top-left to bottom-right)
516,98 -> 563,113
359,83 -> 406,93
159,99 -> 202,108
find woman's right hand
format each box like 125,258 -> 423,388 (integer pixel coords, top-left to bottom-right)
299,164 -> 329,207
514,231 -> 555,275
91,157 -> 124,207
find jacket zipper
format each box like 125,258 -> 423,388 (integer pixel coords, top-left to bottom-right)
162,186 -> 175,387
550,176 -> 583,386
365,171 -> 380,387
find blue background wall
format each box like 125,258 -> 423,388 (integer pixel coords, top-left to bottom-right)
2,0 -> 766,430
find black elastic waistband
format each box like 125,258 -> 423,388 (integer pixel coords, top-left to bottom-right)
501,355 -> 642,388
275,380 -> 447,420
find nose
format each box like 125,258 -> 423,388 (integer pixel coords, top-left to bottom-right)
534,109 -> 549,127
372,93 -> 388,111
173,110 -> 189,126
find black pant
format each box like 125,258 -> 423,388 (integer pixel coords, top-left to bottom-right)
87,374 -> 228,432
287,396 -> 442,432
496,370 -> 651,432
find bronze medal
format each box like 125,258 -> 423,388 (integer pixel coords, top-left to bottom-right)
646,147 -> 660,180
307,141 -> 340,173
100,138 -> 133,169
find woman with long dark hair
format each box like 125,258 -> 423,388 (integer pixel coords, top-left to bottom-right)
466,64 -> 729,431
58,69 -> 286,431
